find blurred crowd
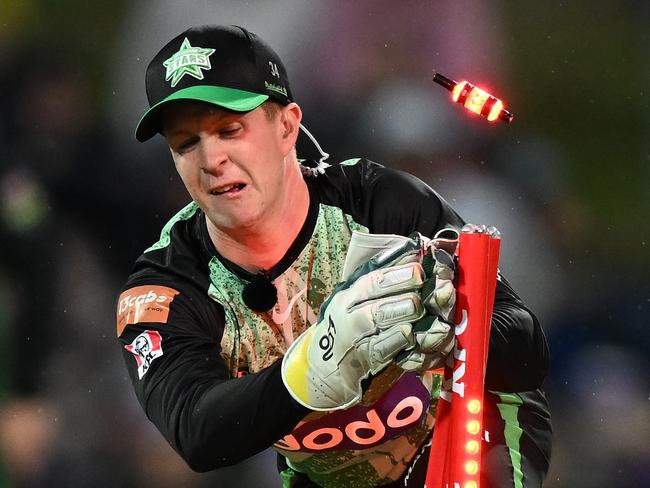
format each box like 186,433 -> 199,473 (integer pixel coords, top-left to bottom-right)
0,1 -> 648,487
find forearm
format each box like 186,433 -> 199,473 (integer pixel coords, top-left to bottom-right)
145,360 -> 309,472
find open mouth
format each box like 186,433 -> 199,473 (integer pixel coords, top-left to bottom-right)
210,183 -> 246,195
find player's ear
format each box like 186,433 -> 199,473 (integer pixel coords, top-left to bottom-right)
279,103 -> 302,149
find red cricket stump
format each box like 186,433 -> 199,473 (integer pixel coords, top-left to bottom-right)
426,224 -> 501,488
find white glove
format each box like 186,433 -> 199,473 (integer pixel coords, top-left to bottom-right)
281,237 -> 426,411
396,247 -> 456,372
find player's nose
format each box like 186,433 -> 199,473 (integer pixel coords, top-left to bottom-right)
198,136 -> 228,175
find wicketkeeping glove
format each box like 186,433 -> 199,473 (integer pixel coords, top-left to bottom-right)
396,230 -> 458,372
281,237 -> 426,411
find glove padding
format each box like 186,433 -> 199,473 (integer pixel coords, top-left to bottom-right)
396,245 -> 457,372
282,238 -> 426,411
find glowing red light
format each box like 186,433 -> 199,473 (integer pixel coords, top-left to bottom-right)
466,440 -> 480,454
465,86 -> 491,116
488,100 -> 503,121
433,72 -> 513,123
466,420 -> 480,435
467,399 -> 481,414
465,460 -> 479,475
452,81 -> 467,102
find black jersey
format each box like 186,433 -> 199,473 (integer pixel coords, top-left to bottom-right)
117,159 -> 552,487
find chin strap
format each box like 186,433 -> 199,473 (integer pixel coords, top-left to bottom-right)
299,123 -> 331,176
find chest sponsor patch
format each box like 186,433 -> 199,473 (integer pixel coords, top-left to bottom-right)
116,285 -> 180,336
275,373 -> 430,453
124,330 -> 164,379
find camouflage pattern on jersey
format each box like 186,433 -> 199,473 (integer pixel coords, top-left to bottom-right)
207,204 -> 368,375
207,202 -> 442,488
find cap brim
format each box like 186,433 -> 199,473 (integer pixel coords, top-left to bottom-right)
135,85 -> 269,142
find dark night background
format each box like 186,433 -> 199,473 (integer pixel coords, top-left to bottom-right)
0,1 -> 648,486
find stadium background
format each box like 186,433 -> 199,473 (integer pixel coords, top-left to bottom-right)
0,1 -> 648,486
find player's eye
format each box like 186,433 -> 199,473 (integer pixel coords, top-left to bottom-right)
220,124 -> 241,137
175,136 -> 200,154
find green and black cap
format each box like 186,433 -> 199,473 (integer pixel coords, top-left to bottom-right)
135,24 -> 293,142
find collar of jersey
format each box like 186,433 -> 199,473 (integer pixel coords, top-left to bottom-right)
201,177 -> 321,281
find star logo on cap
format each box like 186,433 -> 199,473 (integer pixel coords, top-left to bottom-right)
163,38 -> 216,88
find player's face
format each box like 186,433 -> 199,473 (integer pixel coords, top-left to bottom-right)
162,101 -> 298,232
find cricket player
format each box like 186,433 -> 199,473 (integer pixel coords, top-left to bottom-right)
117,25 -> 552,487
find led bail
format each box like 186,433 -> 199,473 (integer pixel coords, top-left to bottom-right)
432,72 -> 513,123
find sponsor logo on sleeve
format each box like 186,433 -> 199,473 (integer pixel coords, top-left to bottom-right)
124,330 -> 164,379
116,285 -> 180,336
